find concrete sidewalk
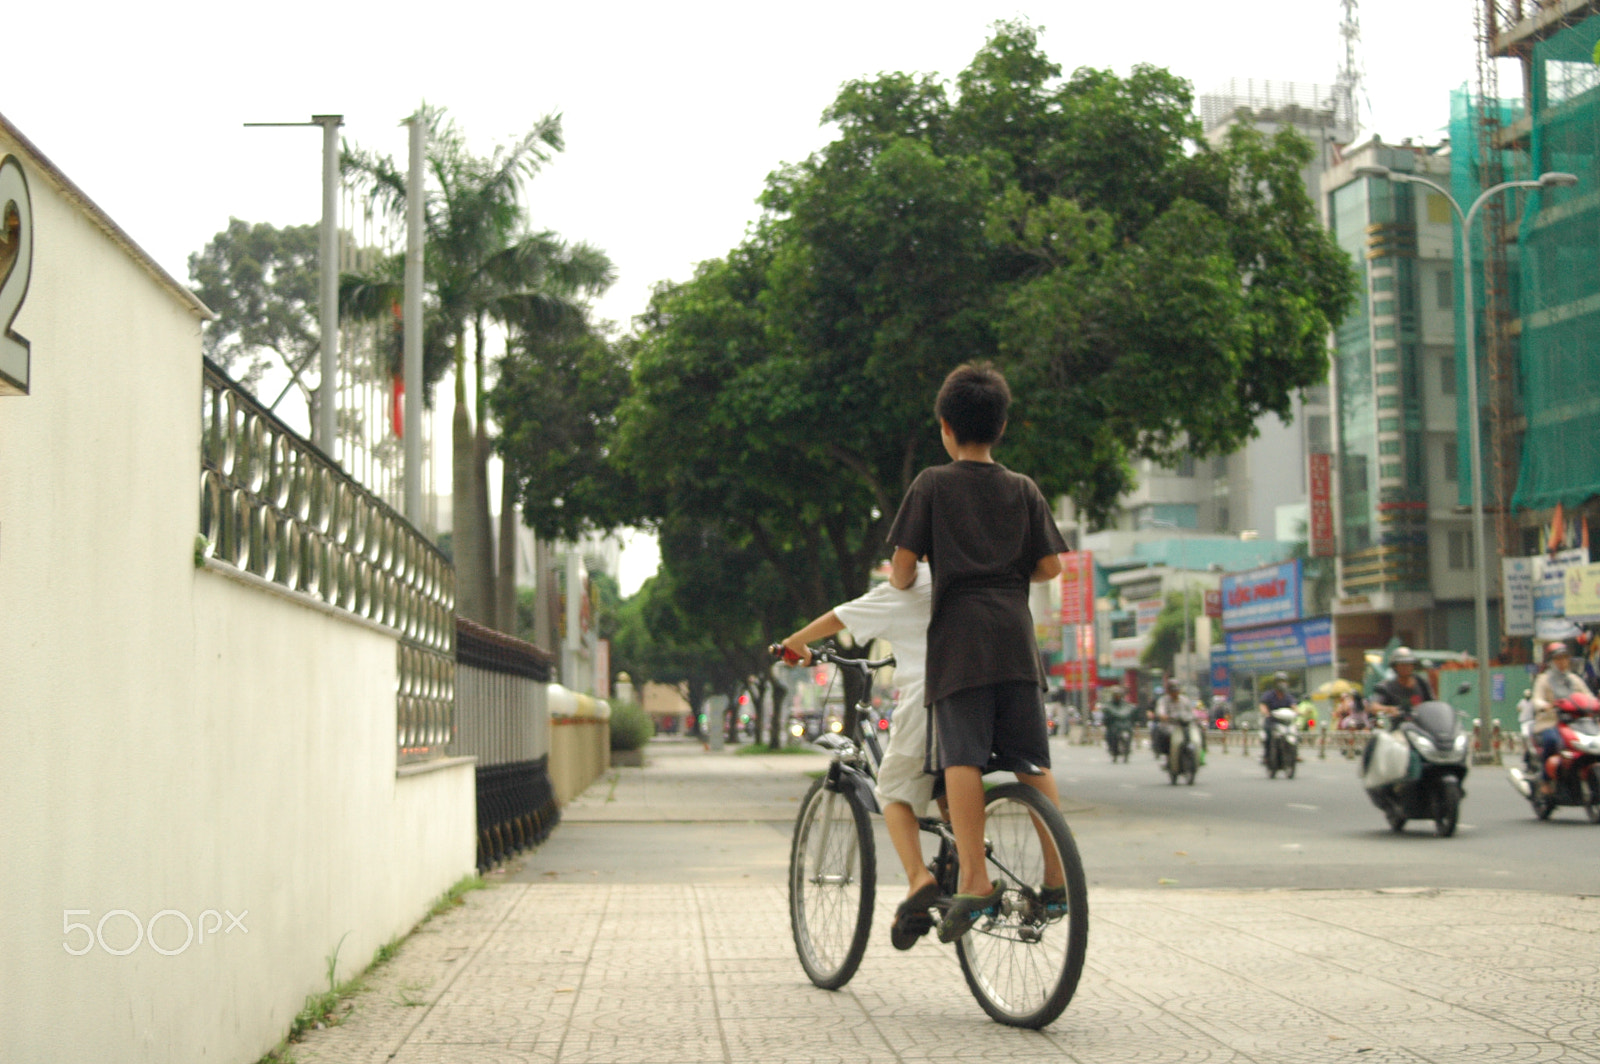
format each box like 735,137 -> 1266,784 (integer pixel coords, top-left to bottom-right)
287,740 -> 1600,1064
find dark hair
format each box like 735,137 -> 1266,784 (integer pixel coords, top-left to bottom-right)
935,362 -> 1010,445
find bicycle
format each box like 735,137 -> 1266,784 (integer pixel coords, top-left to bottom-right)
772,643 -> 1089,1029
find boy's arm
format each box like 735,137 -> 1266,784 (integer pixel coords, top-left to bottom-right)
889,548 -> 920,590
1031,552 -> 1063,583
781,610 -> 845,666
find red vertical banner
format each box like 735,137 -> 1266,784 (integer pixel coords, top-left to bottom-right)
1059,551 -> 1094,626
1309,453 -> 1335,558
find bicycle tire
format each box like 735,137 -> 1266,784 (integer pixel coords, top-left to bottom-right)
789,774 -> 875,990
953,783 -> 1088,1029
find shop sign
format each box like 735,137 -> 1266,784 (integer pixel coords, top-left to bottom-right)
1308,453 -> 1335,558
1059,551 -> 1094,626
1564,562 -> 1600,624
1533,548 -> 1587,618
1110,635 -> 1146,669
1223,617 -> 1332,671
1501,557 -> 1535,637
1221,560 -> 1302,630
1133,598 -> 1163,636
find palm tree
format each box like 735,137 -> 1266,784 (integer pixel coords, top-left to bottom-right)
344,105 -> 610,627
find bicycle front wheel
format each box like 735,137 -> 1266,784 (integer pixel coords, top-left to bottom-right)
954,782 -> 1088,1028
789,774 -> 875,989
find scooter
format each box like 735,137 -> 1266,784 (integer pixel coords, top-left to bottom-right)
1507,690 -> 1600,822
1104,705 -> 1135,762
1263,707 -> 1299,779
1163,717 -> 1202,786
1360,700 -> 1469,837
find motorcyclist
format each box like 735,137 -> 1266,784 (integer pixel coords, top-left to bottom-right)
1152,676 -> 1197,760
1531,642 -> 1587,796
1100,685 -> 1134,754
1258,671 -> 1296,761
1370,647 -> 1434,719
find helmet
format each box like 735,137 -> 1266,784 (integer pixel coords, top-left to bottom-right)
1274,671 -> 1289,682
1546,641 -> 1571,658
1389,647 -> 1418,666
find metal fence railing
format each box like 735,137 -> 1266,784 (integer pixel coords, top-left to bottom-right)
198,360 -> 455,762
451,618 -> 558,869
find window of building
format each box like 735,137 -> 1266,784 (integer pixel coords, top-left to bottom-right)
1307,414 -> 1331,454
1216,505 -> 1229,530
1172,453 -> 1195,477
1375,346 -> 1398,364
1378,394 -> 1399,409
1436,267 -> 1454,310
1374,298 -> 1396,317
1427,193 -> 1453,226
1443,439 -> 1458,481
1379,417 -> 1400,432
1380,463 -> 1404,480
1376,370 -> 1398,387
1440,355 -> 1456,395
1372,273 -> 1395,293
1375,325 -> 1397,340
1448,529 -> 1475,570
1379,440 -> 1401,455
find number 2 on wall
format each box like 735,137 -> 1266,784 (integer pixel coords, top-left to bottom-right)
0,154 -> 34,396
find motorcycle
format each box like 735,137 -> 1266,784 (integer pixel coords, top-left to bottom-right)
1104,705 -> 1135,762
1507,690 -> 1600,822
1263,707 -> 1299,779
1162,717 -> 1202,786
1359,700 -> 1469,837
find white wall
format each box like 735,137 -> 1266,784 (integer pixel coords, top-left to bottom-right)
0,124 -> 473,1063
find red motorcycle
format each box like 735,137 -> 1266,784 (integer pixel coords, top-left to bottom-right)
1508,690 -> 1600,822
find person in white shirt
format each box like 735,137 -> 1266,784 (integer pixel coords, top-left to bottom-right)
780,562 -> 937,949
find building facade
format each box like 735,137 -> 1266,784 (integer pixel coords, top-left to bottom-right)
1323,139 -> 1489,678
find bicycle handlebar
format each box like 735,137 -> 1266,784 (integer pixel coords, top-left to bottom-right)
767,642 -> 895,672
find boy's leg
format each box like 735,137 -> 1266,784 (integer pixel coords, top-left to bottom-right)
944,764 -> 993,896
883,801 -> 935,894
1016,768 -> 1067,890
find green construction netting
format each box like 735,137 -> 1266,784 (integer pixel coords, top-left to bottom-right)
1448,88 -> 1522,512
1518,15 -> 1600,511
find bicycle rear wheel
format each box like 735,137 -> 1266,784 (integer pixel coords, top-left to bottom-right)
789,774 -> 875,989
954,782 -> 1088,1028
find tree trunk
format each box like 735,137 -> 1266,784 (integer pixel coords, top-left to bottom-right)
496,461 -> 518,634
724,687 -> 742,746
470,317 -> 496,626
533,535 -> 553,653
768,675 -> 788,749
451,335 -> 488,622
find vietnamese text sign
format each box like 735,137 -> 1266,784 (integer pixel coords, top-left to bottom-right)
1221,561 -> 1302,630
1222,617 -> 1333,671
1110,635 -> 1146,669
1308,453 -> 1335,558
1564,562 -> 1600,623
1133,598 -> 1163,636
1203,589 -> 1222,619
1501,557 -> 1535,637
1059,551 -> 1094,626
1533,548 -> 1587,618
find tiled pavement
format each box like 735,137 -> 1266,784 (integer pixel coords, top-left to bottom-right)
287,742 -> 1600,1064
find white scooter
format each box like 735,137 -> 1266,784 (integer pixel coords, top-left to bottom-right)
1263,707 -> 1299,779
1360,700 -> 1470,837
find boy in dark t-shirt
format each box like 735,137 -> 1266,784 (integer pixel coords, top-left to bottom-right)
886,362 -> 1068,943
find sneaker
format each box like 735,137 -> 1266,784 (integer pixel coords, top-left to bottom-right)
938,884 -> 1004,944
1038,885 -> 1068,917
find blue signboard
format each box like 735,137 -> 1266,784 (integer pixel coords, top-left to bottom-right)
1223,617 -> 1332,671
1220,560 -> 1302,631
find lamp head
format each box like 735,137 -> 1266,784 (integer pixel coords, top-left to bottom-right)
1353,164 -> 1391,180
1538,171 -> 1579,189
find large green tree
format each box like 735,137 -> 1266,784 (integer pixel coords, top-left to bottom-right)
509,21 -> 1356,676
188,219 -> 321,409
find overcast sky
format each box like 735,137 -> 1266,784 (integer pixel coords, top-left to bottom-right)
7,0 -> 1489,592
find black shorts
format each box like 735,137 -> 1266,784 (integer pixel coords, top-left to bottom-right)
931,681 -> 1052,772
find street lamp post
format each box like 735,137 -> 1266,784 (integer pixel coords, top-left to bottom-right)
1353,163 -> 1577,762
